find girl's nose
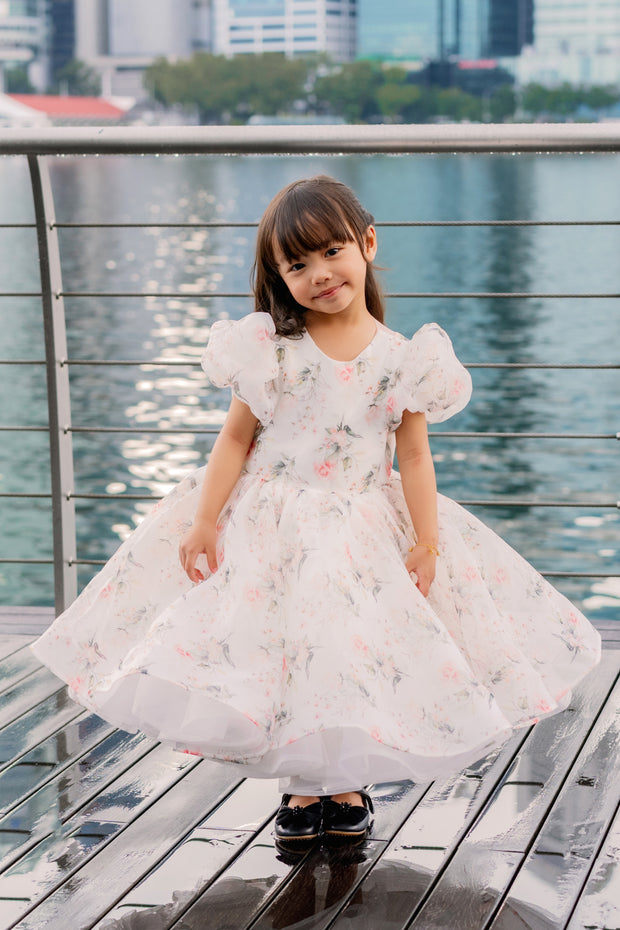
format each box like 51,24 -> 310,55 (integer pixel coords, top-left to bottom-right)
311,262 -> 331,284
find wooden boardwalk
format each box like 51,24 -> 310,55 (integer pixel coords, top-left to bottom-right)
0,616 -> 619,930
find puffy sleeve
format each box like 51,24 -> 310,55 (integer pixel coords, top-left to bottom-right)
201,312 -> 279,425
392,323 -> 472,426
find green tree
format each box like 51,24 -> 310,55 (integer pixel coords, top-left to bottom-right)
584,85 -> 619,110
435,88 -> 482,122
5,66 -> 35,94
375,82 -> 422,121
548,83 -> 579,117
54,59 -> 101,96
522,83 -> 549,118
489,85 -> 516,122
314,60 -> 384,122
145,53 -> 310,123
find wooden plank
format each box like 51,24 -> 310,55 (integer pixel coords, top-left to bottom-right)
166,781 -> 433,930
0,729 -> 152,871
307,732 -> 528,930
0,744 -> 197,927
0,647 -> 44,698
167,821 -> 328,930
0,635 -> 35,663
489,669 -> 620,929
0,712 -> 112,818
566,800 -> 620,930
0,689 -> 83,770
92,778 -> 277,928
0,608 -> 54,636
0,668 -> 66,729
402,653 -> 620,929
12,761 -> 242,930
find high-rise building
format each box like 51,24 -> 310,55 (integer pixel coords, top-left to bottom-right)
0,0 -> 48,91
534,0 -> 620,56
212,0 -> 356,61
49,0 -> 76,81
515,0 -> 620,85
358,0 -> 532,64
74,0 -> 212,96
486,0 -> 533,57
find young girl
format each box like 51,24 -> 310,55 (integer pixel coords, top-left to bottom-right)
32,175 -> 601,853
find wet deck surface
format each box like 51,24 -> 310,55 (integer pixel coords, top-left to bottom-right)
0,615 -> 619,930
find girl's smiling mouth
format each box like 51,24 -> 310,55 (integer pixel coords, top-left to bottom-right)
315,284 -> 343,299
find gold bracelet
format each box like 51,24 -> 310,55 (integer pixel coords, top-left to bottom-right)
408,542 -> 439,557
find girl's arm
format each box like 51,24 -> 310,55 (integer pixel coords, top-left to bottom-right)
179,395 -> 259,582
395,409 -> 439,598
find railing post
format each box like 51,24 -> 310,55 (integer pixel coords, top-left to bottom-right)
28,154 -> 77,615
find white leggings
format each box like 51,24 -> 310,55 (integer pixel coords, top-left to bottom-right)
279,775 -> 364,796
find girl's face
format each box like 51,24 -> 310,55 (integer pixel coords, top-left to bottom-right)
274,226 -> 377,320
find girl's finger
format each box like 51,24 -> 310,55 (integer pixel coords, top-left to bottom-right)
206,548 -> 218,575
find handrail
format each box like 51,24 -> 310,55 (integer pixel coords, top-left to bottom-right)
0,124 -> 618,614
27,155 -> 78,611
1,122 -> 620,154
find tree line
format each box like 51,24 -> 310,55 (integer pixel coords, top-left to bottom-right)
6,52 -> 619,124
144,54 -> 620,124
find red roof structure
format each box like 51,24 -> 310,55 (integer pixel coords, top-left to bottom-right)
7,94 -> 126,124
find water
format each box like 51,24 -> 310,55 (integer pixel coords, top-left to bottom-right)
0,152 -> 619,619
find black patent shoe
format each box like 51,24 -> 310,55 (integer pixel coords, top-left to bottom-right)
322,789 -> 374,847
274,794 -> 323,853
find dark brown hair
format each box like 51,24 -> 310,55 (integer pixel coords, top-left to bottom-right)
251,175 -> 384,336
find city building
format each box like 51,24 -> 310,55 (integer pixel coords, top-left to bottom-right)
0,0 -> 48,92
358,0 -> 532,64
74,0 -> 212,97
212,0 -> 356,62
515,0 -> 620,85
49,0 -> 75,82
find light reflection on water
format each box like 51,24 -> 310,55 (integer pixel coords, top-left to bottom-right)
0,153 -> 618,617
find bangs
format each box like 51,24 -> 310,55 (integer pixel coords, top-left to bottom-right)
271,191 -> 358,264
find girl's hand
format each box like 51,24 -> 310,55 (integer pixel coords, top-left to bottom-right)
179,519 -> 218,582
405,545 -> 437,598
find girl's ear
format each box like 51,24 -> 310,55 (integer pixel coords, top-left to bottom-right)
364,225 -> 378,263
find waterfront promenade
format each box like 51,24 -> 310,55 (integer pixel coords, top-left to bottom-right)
0,124 -> 619,927
0,614 -> 619,929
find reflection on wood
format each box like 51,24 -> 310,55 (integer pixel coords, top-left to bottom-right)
0,629 -> 617,929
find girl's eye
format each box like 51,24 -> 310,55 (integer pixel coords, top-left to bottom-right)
326,247 -> 341,257
290,262 -> 304,272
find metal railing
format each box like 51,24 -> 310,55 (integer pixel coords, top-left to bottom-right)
0,124 -> 619,615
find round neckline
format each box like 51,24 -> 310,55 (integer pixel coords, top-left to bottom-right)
304,323 -> 381,364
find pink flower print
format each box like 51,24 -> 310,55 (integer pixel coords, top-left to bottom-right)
386,461 -> 393,478
353,635 -> 368,653
567,612 -> 579,626
338,365 -> 353,383
453,378 -> 464,394
462,565 -> 478,582
386,395 -> 396,414
495,569 -> 508,584
99,583 -> 114,599
441,663 -> 460,682
314,460 -> 335,479
256,326 -> 270,343
175,645 -> 192,658
245,586 -> 262,603
370,727 -> 382,742
536,699 -> 552,714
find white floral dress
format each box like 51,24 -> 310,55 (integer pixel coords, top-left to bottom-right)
31,312 -> 601,794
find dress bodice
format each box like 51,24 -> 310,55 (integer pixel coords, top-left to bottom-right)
247,327 -> 401,492
202,312 -> 472,493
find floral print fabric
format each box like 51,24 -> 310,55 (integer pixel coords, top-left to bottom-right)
31,312 -> 601,794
